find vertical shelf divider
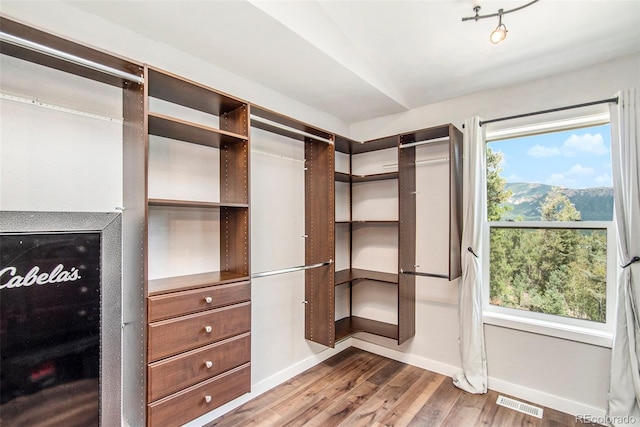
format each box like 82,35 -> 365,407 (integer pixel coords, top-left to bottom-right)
304,136 -> 336,347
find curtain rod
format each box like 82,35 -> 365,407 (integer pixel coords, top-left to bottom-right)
479,97 -> 618,127
0,31 -> 144,84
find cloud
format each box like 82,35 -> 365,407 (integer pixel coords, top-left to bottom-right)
528,145 -> 562,157
506,174 -> 519,181
527,133 -> 608,158
567,164 -> 595,176
563,133 -> 608,156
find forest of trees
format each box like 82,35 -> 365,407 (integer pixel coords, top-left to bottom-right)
487,147 -> 608,323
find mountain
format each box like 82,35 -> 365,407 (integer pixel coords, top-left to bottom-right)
500,183 -> 614,221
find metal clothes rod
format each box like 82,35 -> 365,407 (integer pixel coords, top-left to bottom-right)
250,115 -> 334,145
399,269 -> 449,280
399,136 -> 450,149
0,31 -> 144,84
383,157 -> 449,169
480,97 -> 619,127
251,260 -> 333,278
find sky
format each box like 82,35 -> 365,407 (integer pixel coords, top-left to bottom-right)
488,124 -> 612,189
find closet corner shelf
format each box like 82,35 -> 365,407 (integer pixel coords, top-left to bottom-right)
350,220 -> 398,225
148,199 -> 249,209
334,172 -> 351,183
148,112 -> 248,148
351,172 -> 398,182
148,271 -> 250,296
335,316 -> 398,342
334,268 -> 398,286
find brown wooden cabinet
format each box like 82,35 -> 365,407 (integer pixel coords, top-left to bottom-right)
329,124 -> 463,346
144,66 -> 251,426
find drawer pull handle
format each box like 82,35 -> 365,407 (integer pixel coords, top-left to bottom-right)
204,325 -> 212,333
204,296 -> 213,304
205,360 -> 213,369
204,395 -> 212,404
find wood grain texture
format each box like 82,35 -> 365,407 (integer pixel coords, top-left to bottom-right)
206,347 -> 594,427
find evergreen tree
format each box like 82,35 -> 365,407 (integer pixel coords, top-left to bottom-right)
486,150 -> 607,322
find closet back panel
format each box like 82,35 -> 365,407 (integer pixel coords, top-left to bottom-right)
148,135 -> 220,202
0,55 -> 122,211
250,127 -> 305,273
415,142 -> 451,277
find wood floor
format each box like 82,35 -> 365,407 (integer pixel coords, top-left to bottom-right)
206,347 -> 597,427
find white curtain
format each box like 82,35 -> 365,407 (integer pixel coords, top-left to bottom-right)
609,88 -> 640,426
453,116 -> 488,394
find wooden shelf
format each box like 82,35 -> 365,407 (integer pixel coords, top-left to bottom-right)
251,105 -> 332,142
335,316 -> 398,342
148,199 -> 249,209
148,271 -> 250,296
148,68 -> 245,117
351,172 -> 398,182
335,172 -> 351,183
148,112 -> 247,148
335,268 -> 398,286
350,135 -> 398,154
350,220 -> 398,225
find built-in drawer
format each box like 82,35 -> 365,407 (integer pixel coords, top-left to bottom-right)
147,363 -> 250,427
148,281 -> 250,322
148,302 -> 251,362
147,332 -> 251,402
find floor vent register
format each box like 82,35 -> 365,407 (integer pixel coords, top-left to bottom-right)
496,395 -> 544,419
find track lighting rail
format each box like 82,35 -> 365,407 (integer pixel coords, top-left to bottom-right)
461,0 -> 540,22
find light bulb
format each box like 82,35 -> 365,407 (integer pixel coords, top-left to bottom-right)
490,24 -> 508,44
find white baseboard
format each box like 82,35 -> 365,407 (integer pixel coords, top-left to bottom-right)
351,337 -> 606,420
487,377 -> 606,419
183,338 -> 353,427
350,338 -> 460,377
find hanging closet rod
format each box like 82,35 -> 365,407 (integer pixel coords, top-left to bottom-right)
383,157 -> 449,169
251,260 -> 333,279
479,97 -> 618,127
400,269 -> 449,280
399,136 -> 450,148
250,115 -> 334,144
0,31 -> 144,84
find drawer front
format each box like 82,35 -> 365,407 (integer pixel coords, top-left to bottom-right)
148,281 -> 250,322
148,363 -> 250,427
148,302 -> 250,362
148,332 -> 251,402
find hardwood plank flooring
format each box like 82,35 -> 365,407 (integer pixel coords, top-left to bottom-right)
206,347 -> 599,427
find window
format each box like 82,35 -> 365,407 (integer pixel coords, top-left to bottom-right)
482,115 -> 616,346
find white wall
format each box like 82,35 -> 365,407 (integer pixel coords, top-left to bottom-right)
0,54 -> 122,212
348,53 -> 640,417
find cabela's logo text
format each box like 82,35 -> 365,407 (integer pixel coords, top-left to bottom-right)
0,264 -> 82,289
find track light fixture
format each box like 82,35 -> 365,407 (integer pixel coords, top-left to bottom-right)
462,0 -> 539,44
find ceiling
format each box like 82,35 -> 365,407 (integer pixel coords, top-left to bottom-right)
64,0 -> 640,125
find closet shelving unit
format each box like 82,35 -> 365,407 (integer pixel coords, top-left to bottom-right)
331,124 -> 463,346
144,66 -> 251,427
333,134 -> 407,343
398,124 -> 463,281
250,105 -> 337,348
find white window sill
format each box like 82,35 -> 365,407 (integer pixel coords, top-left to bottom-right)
483,311 -> 613,348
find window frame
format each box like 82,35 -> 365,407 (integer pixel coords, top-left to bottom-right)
481,113 -> 617,348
